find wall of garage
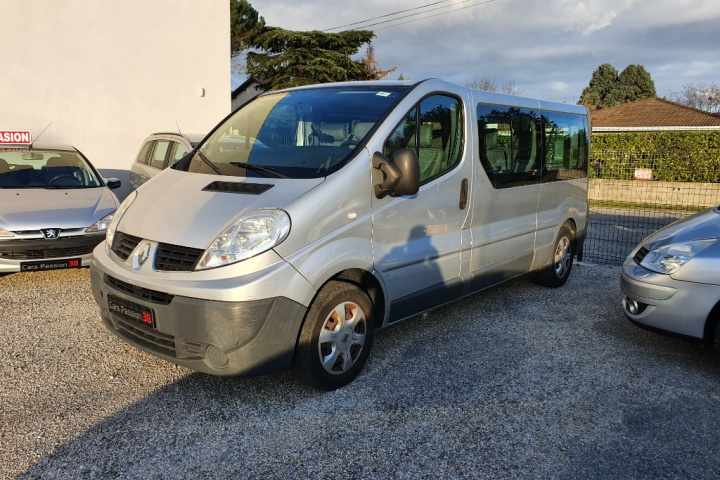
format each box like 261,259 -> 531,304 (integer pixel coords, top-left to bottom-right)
0,0 -> 230,200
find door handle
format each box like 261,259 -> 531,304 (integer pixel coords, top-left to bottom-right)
459,178 -> 468,210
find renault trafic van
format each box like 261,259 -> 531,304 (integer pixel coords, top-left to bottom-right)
90,79 -> 589,390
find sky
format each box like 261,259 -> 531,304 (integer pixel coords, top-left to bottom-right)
233,0 -> 720,103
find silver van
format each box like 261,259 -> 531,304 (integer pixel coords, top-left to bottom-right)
90,79 -> 589,390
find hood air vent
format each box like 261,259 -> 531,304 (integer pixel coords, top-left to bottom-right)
202,181 -> 273,195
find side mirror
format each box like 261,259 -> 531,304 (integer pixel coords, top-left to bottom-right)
106,178 -> 121,190
372,149 -> 420,199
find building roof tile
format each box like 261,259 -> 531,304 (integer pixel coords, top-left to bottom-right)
590,97 -> 720,130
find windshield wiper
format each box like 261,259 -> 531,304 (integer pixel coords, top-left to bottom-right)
229,162 -> 288,179
196,150 -> 222,175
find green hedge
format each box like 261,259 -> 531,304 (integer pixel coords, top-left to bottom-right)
591,131 -> 720,182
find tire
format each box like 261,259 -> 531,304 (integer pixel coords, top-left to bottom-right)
533,225 -> 574,288
292,281 -> 375,390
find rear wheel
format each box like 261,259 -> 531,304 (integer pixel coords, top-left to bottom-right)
533,225 -> 574,288
292,281 -> 375,390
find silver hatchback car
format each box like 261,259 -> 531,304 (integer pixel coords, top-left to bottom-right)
0,142 -> 120,273
621,204 -> 720,347
129,132 -> 204,190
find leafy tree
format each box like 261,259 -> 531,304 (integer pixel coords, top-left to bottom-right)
669,82 -> 720,113
579,63 -> 619,110
579,63 -> 656,110
466,77 -> 524,96
617,65 -> 656,101
245,28 -> 375,90
231,1 -> 391,90
361,45 -> 397,81
230,0 -> 265,57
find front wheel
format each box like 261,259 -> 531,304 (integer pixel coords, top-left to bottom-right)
292,281 -> 375,390
533,225 -> 574,288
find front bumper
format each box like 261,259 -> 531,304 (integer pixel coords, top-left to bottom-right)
0,233 -> 104,272
91,265 -> 308,376
620,263 -> 720,340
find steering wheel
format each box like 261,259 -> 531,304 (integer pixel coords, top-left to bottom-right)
340,139 -> 359,148
48,175 -> 82,186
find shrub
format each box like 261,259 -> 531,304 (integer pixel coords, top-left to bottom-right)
591,131 -> 720,182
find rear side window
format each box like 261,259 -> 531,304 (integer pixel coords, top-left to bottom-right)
477,105 -> 540,188
541,112 -> 588,182
384,94 -> 463,184
136,141 -> 153,166
150,140 -> 171,169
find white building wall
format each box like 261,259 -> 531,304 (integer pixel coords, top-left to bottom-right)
0,0 -> 230,200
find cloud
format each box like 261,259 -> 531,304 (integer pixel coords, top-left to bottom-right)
242,0 -> 720,100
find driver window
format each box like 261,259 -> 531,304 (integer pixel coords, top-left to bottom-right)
384,95 -> 463,184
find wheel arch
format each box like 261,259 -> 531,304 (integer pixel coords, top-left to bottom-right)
702,299 -> 720,347
332,268 -> 387,330
562,217 -> 580,257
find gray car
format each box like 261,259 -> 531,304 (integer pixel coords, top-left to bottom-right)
621,204 -> 720,347
129,132 -> 204,190
0,142 -> 120,273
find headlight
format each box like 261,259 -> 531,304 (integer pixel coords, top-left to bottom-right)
196,209 -> 291,270
0,227 -> 14,238
640,239 -> 716,274
86,211 -> 115,233
106,191 -> 137,249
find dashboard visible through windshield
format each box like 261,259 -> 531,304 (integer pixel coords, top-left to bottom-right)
177,86 -> 409,179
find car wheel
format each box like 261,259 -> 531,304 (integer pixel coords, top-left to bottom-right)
292,281 -> 375,390
533,225 -> 574,288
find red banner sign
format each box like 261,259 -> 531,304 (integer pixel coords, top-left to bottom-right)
0,131 -> 32,144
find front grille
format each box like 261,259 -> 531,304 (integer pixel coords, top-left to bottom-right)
633,246 -> 649,264
106,275 -> 174,305
111,232 -> 141,261
155,243 -> 203,271
0,241 -> 96,260
112,316 -> 177,357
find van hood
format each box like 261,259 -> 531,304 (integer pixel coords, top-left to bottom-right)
118,169 -> 324,249
0,187 -> 118,230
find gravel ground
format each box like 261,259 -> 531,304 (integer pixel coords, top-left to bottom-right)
1,264 -> 720,479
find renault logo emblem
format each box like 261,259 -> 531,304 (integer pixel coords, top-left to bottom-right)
41,228 -> 60,239
132,241 -> 154,270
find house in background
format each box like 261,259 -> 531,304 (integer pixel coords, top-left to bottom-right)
232,77 -> 268,111
591,97 -> 720,133
0,0 -> 229,200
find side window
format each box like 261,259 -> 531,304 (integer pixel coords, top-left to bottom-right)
136,141 -> 154,166
384,108 -> 417,159
541,112 -> 588,182
171,142 -> 189,164
477,104 -> 540,188
384,95 -> 463,184
150,140 -> 171,169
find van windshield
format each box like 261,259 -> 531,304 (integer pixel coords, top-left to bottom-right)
177,86 -> 408,179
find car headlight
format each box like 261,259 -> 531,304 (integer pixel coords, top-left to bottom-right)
86,211 -> 115,233
639,239 -> 716,274
0,227 -> 14,238
196,209 -> 291,270
106,191 -> 137,249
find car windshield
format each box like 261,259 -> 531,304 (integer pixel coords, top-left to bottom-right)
177,86 -> 408,179
0,149 -> 103,189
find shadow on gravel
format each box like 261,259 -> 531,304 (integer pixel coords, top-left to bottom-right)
17,269 -> 720,480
